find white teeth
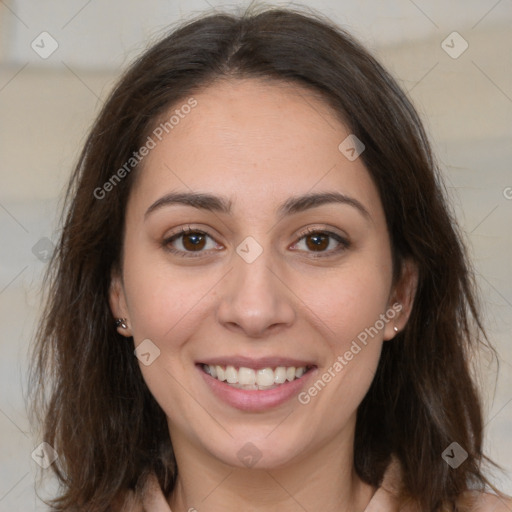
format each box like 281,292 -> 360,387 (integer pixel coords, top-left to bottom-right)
256,368 -> 275,387
203,364 -> 309,389
238,367 -> 256,385
274,366 -> 287,384
216,366 -> 226,381
225,365 -> 238,384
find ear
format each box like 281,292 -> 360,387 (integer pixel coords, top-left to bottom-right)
383,258 -> 418,340
109,269 -> 133,337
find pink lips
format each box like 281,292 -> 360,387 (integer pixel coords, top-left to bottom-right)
196,358 -> 317,412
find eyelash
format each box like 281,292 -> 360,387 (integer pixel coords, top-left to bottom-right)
162,225 -> 350,259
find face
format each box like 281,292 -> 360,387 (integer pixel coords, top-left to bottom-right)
110,78 -> 415,470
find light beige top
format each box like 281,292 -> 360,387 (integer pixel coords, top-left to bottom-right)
120,457 -> 510,511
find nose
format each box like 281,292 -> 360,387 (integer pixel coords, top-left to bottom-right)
216,250 -> 296,338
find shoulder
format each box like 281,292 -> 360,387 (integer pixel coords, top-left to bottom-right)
375,457 -> 512,512
463,491 -> 512,511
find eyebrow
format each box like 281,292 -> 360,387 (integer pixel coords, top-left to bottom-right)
144,191 -> 371,221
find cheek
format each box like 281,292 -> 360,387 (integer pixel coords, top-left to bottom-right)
298,262 -> 392,350
122,247 -> 218,343
292,252 -> 392,409
294,270 -> 388,429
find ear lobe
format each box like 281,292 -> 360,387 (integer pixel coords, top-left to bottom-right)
384,259 -> 419,340
109,271 -> 132,336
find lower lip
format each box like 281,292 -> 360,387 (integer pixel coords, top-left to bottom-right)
197,364 -> 317,412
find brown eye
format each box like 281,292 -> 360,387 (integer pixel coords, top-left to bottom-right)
292,229 -> 350,257
164,227 -> 221,257
305,232 -> 330,251
181,231 -> 207,251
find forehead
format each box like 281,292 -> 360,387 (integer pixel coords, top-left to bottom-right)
129,78 -> 382,220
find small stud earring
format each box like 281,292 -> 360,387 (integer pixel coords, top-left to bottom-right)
393,326 -> 399,333
115,318 -> 128,329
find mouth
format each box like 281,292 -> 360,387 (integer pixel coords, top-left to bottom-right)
199,363 -> 315,391
195,356 -> 318,411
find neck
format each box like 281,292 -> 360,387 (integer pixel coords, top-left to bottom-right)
167,422 -> 376,512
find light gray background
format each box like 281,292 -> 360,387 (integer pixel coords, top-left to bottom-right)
0,1 -> 511,510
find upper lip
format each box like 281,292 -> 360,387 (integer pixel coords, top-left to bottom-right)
197,356 -> 316,370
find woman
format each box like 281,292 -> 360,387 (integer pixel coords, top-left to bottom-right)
29,6 -> 511,511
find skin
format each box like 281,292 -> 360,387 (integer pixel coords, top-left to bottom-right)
110,78 -> 418,512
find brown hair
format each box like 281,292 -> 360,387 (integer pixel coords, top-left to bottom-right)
29,5 -> 506,511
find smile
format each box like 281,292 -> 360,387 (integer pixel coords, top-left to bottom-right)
197,358 -> 318,411
201,364 -> 312,390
